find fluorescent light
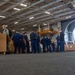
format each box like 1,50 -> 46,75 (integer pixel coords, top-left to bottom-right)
73,3 -> 75,7
72,1 -> 75,7
20,3 -> 27,7
13,8 -> 20,11
12,30 -> 15,32
65,16 -> 71,19
0,15 -> 5,18
45,11 -> 50,14
33,24 -> 37,27
14,22 -> 18,24
21,28 -> 24,30
73,5 -> 75,7
29,17 -> 34,20
43,23 -> 47,26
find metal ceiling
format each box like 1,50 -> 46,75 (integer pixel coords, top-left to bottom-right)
0,0 -> 75,31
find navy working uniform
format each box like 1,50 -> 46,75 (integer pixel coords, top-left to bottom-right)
24,34 -> 30,53
20,34 -> 25,53
60,31 -> 64,52
46,37 -> 52,52
56,34 -> 60,52
30,31 -> 38,53
12,32 -> 22,54
37,33 -> 40,53
41,36 -> 47,53
51,42 -> 55,52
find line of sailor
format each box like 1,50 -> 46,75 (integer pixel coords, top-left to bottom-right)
2,25 -> 64,53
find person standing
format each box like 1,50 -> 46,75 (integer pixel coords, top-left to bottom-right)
23,32 -> 30,53
12,31 -> 22,54
41,36 -> 47,53
56,33 -> 60,52
46,36 -> 52,52
2,25 -> 9,36
2,25 -> 10,53
59,30 -> 65,52
51,41 -> 55,52
20,33 -> 26,53
30,31 -> 38,53
37,33 -> 40,53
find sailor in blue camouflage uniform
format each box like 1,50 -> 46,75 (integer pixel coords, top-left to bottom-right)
46,36 -> 52,52
51,41 -> 55,52
12,31 -> 22,54
23,32 -> 30,53
20,33 -> 26,53
37,33 -> 40,53
56,33 -> 60,52
59,30 -> 64,52
41,36 -> 47,53
30,31 -> 38,53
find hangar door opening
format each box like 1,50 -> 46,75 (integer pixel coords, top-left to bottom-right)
64,20 -> 75,44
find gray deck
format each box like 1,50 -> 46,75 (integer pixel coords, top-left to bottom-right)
0,52 -> 75,75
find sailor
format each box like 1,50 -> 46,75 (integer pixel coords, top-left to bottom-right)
60,30 -> 64,52
56,33 -> 60,52
41,36 -> 47,53
37,32 -> 40,53
12,31 -> 22,54
23,32 -> 30,53
30,31 -> 38,53
20,33 -> 26,53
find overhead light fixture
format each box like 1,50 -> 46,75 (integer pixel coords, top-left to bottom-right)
13,8 -> 20,11
12,30 -> 15,32
45,11 -> 50,14
20,3 -> 27,7
73,5 -> 75,7
0,15 -> 5,18
33,24 -> 37,27
65,16 -> 71,19
14,22 -> 18,24
43,23 -> 47,26
21,28 -> 24,30
29,16 -> 34,20
67,1 -> 75,9
72,3 -> 75,7
72,1 -> 75,7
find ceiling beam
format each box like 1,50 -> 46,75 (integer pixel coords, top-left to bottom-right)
13,10 -> 75,28
10,12 -> 75,31
0,0 -> 27,14
0,0 -> 9,7
4,0 -> 72,26
8,1 -> 72,26
18,5 -> 68,24
17,1 -> 72,24
19,13 -> 75,30
24,11 -> 75,25
6,4 -> 65,25
0,0 -> 44,23
1,0 -> 61,24
8,5 -> 67,26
